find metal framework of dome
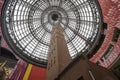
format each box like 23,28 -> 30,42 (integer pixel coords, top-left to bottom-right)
2,0 -> 102,67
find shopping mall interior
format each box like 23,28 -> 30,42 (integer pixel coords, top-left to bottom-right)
0,0 -> 120,80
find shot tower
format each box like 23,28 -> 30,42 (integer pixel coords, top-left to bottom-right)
47,24 -> 72,80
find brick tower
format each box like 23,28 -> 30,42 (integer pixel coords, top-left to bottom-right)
46,23 -> 72,80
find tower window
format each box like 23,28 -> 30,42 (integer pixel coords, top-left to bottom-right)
48,63 -> 50,70
77,76 -> 84,80
51,60 -> 53,67
101,44 -> 114,62
96,61 -> 100,65
112,27 -> 120,42
54,57 -> 55,64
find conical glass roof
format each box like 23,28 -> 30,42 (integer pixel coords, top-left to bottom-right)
2,0 -> 102,67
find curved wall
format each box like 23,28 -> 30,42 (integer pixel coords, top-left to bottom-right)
90,0 -> 120,68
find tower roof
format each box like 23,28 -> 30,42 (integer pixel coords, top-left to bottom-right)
2,0 -> 102,67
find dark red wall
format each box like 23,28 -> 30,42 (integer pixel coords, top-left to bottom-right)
28,65 -> 46,80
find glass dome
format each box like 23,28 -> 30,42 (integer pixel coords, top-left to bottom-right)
2,0 -> 102,67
